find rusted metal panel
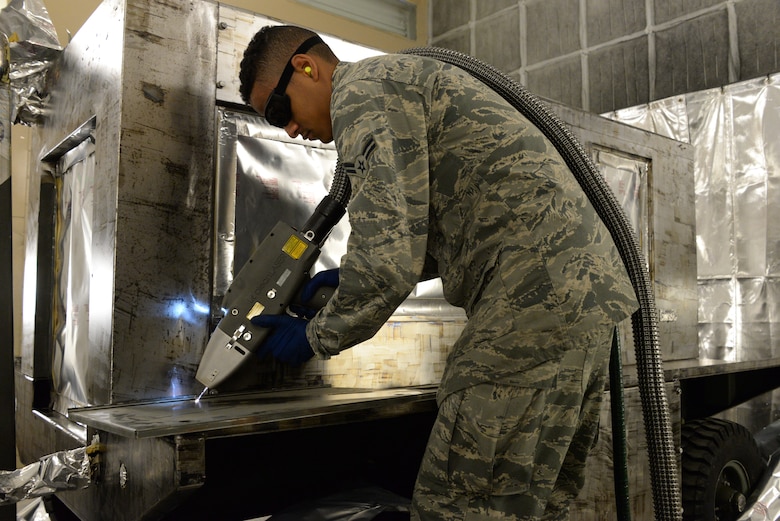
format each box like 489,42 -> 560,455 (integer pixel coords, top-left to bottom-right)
110,0 -> 218,403
23,0 -> 219,412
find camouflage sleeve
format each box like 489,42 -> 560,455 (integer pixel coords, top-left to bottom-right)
306,76 -> 432,357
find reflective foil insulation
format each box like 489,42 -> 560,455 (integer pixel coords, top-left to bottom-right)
0,0 -> 61,124
0,446 -> 90,506
607,74 -> 780,363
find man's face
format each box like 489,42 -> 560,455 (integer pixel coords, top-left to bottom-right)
249,68 -> 333,144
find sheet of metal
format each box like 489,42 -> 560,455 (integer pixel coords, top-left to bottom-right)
70,386 -> 437,439
215,108 -> 344,301
591,147 -> 650,261
108,0 -> 219,403
21,0 -> 124,403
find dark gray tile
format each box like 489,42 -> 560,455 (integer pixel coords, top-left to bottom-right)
433,27 -> 472,55
654,0 -> 723,25
586,0 -> 646,46
736,0 -> 780,80
654,10 -> 730,99
526,56 -> 583,108
431,0 -> 471,37
475,9 -> 522,70
476,0 -> 518,19
526,0 -> 581,64
588,36 -> 650,113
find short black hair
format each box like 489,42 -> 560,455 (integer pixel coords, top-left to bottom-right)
238,25 -> 337,105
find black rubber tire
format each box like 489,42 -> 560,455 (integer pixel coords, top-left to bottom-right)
681,418 -> 766,521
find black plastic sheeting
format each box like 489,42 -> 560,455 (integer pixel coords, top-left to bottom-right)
268,487 -> 410,521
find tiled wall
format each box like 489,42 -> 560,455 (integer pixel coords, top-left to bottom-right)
429,0 -> 780,113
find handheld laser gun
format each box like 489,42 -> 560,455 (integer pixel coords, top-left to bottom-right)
195,193 -> 346,395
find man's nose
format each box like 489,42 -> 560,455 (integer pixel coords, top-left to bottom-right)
284,120 -> 299,139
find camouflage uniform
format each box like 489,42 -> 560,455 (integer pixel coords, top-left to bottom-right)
305,54 -> 638,519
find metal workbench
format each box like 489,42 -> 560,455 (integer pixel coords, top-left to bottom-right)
61,386 -> 438,521
69,386 -> 438,439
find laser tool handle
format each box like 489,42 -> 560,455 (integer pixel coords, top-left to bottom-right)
303,284 -> 336,309
289,284 -> 336,319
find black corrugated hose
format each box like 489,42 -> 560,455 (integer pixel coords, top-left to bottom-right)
329,161 -> 352,205
610,326 -> 632,520
400,47 -> 682,521
304,162 -> 351,245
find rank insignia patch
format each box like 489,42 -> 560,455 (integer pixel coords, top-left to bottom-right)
343,137 -> 377,178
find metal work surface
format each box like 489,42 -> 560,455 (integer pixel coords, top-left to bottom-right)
70,386 -> 437,439
613,356 -> 780,387
663,356 -> 780,380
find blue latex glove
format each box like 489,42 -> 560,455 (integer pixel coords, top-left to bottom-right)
300,268 -> 340,303
250,313 -> 314,366
291,268 -> 340,318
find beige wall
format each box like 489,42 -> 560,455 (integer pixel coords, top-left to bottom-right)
45,0 -> 427,51
10,0 -> 428,357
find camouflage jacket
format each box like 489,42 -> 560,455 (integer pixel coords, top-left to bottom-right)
306,54 -> 638,399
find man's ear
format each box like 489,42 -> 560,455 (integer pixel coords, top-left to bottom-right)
291,55 -> 317,79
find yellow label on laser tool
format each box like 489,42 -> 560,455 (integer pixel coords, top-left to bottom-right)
247,302 -> 265,320
282,235 -> 308,259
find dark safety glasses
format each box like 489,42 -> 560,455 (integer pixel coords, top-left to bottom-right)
263,35 -> 323,128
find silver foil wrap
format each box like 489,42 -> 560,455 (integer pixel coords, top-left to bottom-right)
16,497 -> 52,521
0,446 -> 90,505
606,74 -> 780,364
51,138 -> 95,410
738,457 -> 780,521
0,0 -> 61,124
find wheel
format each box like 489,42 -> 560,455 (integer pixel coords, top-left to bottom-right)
682,418 -> 766,521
